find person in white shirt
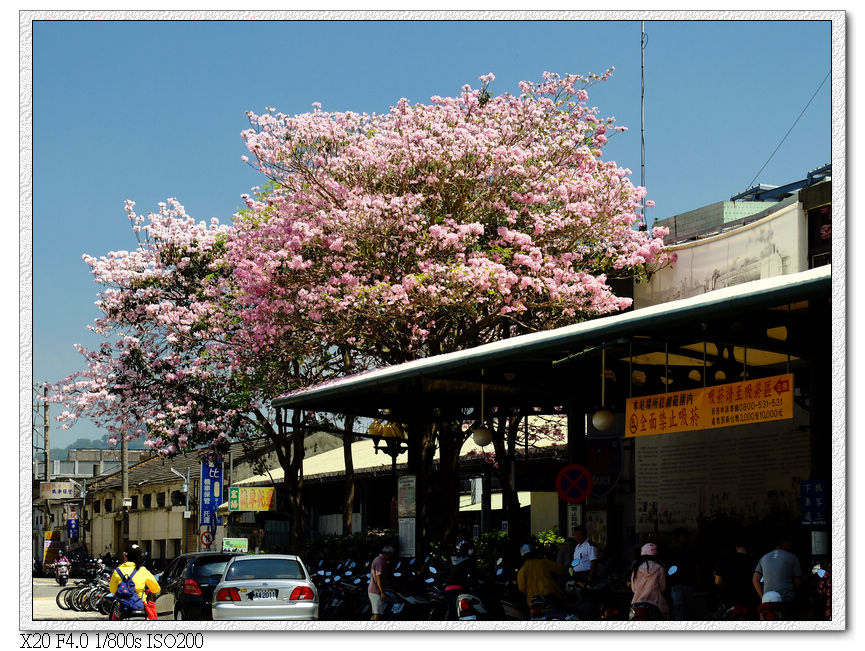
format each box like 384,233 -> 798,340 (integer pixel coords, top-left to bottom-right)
571,525 -> 598,583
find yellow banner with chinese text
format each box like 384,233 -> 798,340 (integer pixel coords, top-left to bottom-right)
625,373 -> 793,438
228,486 -> 275,511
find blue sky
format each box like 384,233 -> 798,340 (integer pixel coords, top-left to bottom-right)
29,17 -> 834,448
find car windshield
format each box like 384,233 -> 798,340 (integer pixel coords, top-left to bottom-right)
191,559 -> 234,582
225,558 -> 304,581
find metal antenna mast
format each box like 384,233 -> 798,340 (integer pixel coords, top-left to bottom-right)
641,20 -> 648,228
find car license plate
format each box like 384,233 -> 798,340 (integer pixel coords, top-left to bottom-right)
252,589 -> 277,600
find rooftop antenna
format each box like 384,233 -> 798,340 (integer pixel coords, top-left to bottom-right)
640,20 -> 648,230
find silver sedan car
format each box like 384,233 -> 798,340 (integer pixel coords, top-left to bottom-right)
211,554 -> 319,620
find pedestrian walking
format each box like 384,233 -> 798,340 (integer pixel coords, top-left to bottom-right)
368,544 -> 395,620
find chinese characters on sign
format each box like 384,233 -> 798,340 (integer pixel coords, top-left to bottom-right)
228,486 -> 275,511
200,457 -> 223,527
625,373 -> 793,438
800,480 -> 828,526
397,476 -> 416,518
39,482 -> 78,499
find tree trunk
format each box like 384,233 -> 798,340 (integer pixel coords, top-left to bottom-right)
492,416 -> 524,539
255,406 -> 306,553
340,349 -> 357,536
343,415 -> 356,535
435,420 -> 464,544
411,422 -> 437,556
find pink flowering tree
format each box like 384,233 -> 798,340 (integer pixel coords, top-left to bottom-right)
45,199 -> 341,547
230,71 -> 673,539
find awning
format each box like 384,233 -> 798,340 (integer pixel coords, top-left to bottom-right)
271,267 -> 831,421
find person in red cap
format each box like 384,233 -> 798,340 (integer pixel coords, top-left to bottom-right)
630,542 -> 670,619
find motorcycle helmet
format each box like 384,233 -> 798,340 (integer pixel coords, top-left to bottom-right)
762,590 -> 783,603
520,543 -> 533,557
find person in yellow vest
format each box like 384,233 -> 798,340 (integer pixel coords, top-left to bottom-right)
109,544 -> 161,614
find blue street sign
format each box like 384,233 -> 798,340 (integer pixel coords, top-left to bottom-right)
200,458 -> 223,527
67,518 -> 79,539
800,480 -> 827,526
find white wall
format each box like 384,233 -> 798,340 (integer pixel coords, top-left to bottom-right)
635,203 -> 808,309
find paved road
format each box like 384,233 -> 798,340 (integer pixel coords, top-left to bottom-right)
30,578 -> 107,622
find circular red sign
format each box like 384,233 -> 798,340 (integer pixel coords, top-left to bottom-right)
200,530 -> 214,547
555,464 -> 593,504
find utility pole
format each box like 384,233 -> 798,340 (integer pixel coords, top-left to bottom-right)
43,386 -> 50,482
121,436 -> 130,545
170,467 -> 191,555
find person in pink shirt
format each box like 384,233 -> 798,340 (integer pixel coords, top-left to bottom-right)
367,545 -> 395,620
630,542 -> 670,619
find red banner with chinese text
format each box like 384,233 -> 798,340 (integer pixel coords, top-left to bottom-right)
625,373 -> 793,438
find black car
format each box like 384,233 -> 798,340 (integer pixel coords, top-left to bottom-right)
155,552 -> 245,620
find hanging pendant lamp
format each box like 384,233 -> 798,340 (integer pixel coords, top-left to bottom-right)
592,349 -> 615,431
472,371 -> 493,446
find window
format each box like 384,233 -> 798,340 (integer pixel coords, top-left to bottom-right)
163,557 -> 183,580
142,494 -> 152,509
225,558 -> 304,581
192,557 -> 236,582
104,499 -> 112,513
156,492 -> 166,508
131,496 -> 138,510
93,500 -> 101,514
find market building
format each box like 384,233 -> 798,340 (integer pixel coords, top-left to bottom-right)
268,166 -> 837,577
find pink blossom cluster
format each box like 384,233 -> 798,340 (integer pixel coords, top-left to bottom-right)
230,71 -> 672,362
47,200 -> 255,456
48,71 -> 673,456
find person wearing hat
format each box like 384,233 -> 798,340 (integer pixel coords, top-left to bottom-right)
516,542 -> 568,608
630,542 -> 670,619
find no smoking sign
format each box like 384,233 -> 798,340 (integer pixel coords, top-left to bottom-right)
555,464 -> 593,504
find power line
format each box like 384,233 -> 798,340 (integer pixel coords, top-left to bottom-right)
744,71 -> 830,191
